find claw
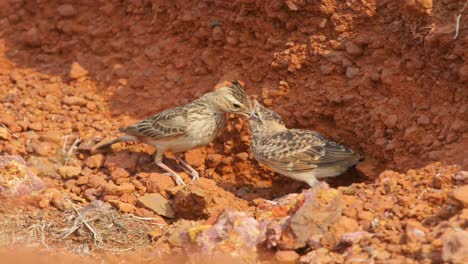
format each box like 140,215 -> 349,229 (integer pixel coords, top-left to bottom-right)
191,170 -> 200,181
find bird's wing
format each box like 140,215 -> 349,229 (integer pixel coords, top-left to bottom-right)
252,129 -> 360,172
121,106 -> 188,140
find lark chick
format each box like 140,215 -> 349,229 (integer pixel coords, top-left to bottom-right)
92,81 -> 252,186
249,100 -> 362,187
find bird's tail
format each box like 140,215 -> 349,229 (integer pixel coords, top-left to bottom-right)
90,135 -> 135,154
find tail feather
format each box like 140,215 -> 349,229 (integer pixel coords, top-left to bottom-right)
90,135 -> 135,154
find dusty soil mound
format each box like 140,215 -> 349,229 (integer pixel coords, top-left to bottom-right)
0,0 -> 467,262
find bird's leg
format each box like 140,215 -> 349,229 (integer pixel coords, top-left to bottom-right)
306,177 -> 319,188
154,151 -> 186,186
175,155 -> 200,181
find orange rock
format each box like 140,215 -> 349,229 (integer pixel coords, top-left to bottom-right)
110,167 -> 130,181
105,151 -> 138,172
357,210 -> 374,222
184,148 -> 205,168
62,96 -> 87,106
57,165 -> 81,179
329,216 -> 361,242
138,193 -> 175,218
69,62 -> 88,79
452,185 -> 468,207
146,173 -> 175,193
205,154 -> 223,168
442,229 -> 468,263
104,182 -> 135,196
405,220 -> 427,243
87,174 -> 107,189
108,200 -> 135,213
172,178 -> 249,220
85,154 -> 106,168
32,142 -> 54,156
275,250 -> 299,264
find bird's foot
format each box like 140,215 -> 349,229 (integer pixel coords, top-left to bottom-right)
190,170 -> 200,181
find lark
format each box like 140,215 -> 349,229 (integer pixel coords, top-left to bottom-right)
91,81 -> 252,186
249,100 -> 362,187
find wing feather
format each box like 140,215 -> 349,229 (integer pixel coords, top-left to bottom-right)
121,106 -> 188,140
252,130 -> 360,173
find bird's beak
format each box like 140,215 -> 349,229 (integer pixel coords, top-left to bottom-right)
234,110 -> 251,118
250,111 -> 260,121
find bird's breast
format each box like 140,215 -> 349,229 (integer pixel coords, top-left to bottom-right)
187,112 -> 226,146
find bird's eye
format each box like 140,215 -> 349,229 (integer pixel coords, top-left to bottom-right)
232,103 -> 241,109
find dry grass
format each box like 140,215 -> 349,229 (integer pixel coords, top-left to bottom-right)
0,200 -> 159,254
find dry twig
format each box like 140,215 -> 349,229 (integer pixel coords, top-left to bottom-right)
454,0 -> 468,39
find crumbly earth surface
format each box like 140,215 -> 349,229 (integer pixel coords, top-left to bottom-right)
0,0 -> 467,263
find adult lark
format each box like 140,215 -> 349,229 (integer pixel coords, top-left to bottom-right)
92,81 -> 251,186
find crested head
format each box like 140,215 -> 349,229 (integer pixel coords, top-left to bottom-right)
208,80 -> 252,117
249,99 -> 286,135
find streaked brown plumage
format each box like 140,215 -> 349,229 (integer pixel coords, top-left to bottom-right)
92,81 -> 251,186
249,99 -> 362,187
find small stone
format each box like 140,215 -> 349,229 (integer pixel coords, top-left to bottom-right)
375,250 -> 391,260
442,229 -> 468,263
57,4 -> 77,17
320,63 -> 335,75
355,159 -> 378,179
76,175 -> 89,185
84,188 -> 100,201
138,193 -> 175,218
40,131 -> 62,144
205,154 -> 223,168
345,41 -> 363,56
0,155 -> 45,197
289,186 -> 345,248
57,166 -> 81,179
275,250 -> 299,264
135,207 -> 154,217
263,98 -> 273,107
235,152 -> 249,161
32,142 -> 54,156
453,171 -> 468,184
357,210 -> 374,221
0,126 -> 12,140
417,115 -> 430,125
450,120 -> 467,133
405,220 -> 427,242
109,200 -> 135,213
346,67 -> 360,78
212,27 -> 224,41
43,188 -> 72,211
62,96 -> 87,106
184,149 -> 205,168
28,122 -> 43,131
85,154 -> 106,168
110,167 -> 130,181
0,113 -> 15,129
104,182 -> 135,196
69,62 -> 88,79
105,151 -> 138,172
146,173 -> 176,193
458,63 -> 468,82
226,36 -> 238,45
27,156 -> 59,178
452,185 -> 468,207
383,114 -> 398,128
24,27 -> 41,47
